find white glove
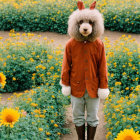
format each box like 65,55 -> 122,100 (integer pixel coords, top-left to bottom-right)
98,88 -> 110,99
59,80 -> 71,96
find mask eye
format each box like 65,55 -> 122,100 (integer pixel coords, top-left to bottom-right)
89,20 -> 93,25
79,20 -> 83,24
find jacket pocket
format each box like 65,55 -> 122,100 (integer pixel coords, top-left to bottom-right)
70,79 -> 83,91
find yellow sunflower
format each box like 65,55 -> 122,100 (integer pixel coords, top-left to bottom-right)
0,72 -> 6,88
0,108 -> 20,128
115,128 -> 140,140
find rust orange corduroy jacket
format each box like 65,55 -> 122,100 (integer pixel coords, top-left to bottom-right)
61,38 -> 108,98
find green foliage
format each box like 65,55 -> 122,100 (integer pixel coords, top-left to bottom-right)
104,36 -> 140,139
104,85 -> 140,139
105,36 -> 140,96
103,3 -> 140,33
0,35 -> 63,92
0,0 -> 139,33
0,0 -> 71,33
0,33 -> 71,139
0,85 -> 70,139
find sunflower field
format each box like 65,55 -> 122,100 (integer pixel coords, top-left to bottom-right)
0,86 -> 70,139
0,0 -> 139,33
105,35 -> 139,96
0,30 -> 63,93
104,86 -> 140,139
104,36 -> 140,139
0,31 -> 71,139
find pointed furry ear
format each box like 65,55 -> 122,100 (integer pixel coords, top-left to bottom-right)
90,1 -> 96,10
77,0 -> 85,10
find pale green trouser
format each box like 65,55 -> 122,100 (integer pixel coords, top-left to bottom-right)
70,89 -> 100,127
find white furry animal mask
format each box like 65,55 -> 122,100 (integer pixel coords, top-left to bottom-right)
68,1 -> 104,42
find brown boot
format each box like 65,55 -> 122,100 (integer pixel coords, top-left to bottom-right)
87,124 -> 97,140
75,124 -> 85,140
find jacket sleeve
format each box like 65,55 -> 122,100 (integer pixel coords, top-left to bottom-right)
61,41 -> 72,86
98,41 -> 108,89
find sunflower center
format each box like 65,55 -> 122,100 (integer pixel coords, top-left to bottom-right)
6,115 -> 14,123
124,136 -> 133,140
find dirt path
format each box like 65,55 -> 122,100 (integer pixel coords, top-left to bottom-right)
0,30 -> 140,140
0,30 -> 140,48
1,93 -> 14,106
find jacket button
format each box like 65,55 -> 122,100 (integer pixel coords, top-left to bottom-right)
77,81 -> 80,84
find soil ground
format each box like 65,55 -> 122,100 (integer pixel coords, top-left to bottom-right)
0,30 -> 140,140
0,30 -> 140,47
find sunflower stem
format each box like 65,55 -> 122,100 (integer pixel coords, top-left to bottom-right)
7,126 -> 10,138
